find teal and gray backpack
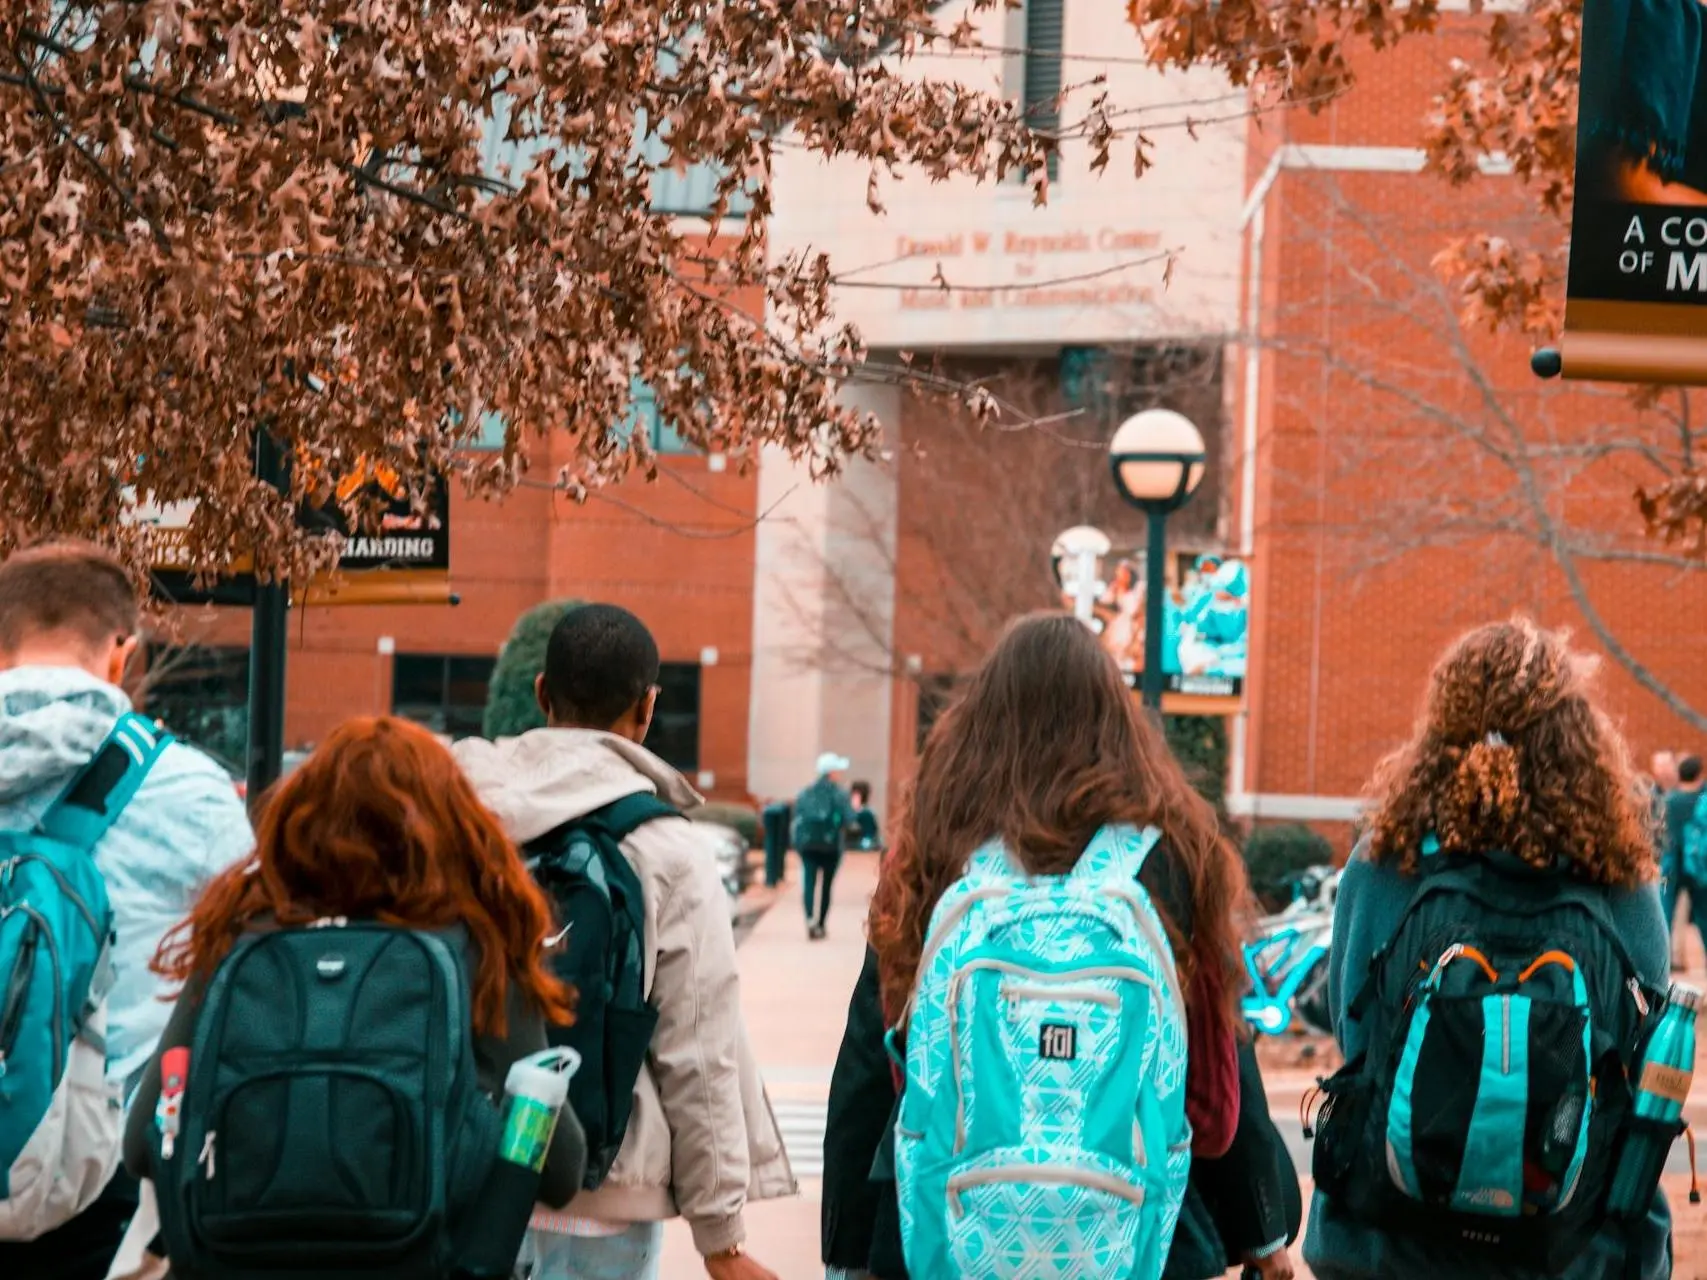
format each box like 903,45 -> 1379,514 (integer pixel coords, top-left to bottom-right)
1681,792 -> 1707,883
0,713 -> 166,1241
524,792 -> 672,1188
892,825 -> 1191,1280
792,780 -> 846,852
1311,848 -> 1658,1271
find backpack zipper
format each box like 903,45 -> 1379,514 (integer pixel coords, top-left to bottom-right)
1629,978 -> 1651,1017
8,855 -> 101,937
0,915 -> 37,1077
199,1130 -> 217,1181
1501,995 -> 1511,1074
947,1162 -> 1146,1218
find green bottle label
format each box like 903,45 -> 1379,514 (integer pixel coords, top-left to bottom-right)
498,1095 -> 559,1173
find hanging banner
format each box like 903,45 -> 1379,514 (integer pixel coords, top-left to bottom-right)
1561,0 -> 1707,383
133,464 -> 452,608
1059,548 -> 1248,714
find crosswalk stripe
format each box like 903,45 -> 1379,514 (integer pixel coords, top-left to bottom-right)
771,1099 -> 828,1177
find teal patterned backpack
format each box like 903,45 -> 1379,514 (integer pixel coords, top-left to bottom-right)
892,825 -> 1191,1280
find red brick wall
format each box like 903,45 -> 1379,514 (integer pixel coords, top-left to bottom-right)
1243,25 -> 1707,823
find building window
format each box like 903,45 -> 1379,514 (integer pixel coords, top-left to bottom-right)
393,654 -> 497,740
647,662 -> 701,773
141,644 -> 251,773
916,674 -> 964,753
1021,0 -> 1064,183
613,379 -> 696,455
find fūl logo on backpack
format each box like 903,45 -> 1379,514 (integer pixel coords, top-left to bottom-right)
1039,1023 -> 1078,1061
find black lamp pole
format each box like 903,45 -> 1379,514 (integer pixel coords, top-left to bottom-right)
1109,449 -> 1204,712
246,431 -> 289,803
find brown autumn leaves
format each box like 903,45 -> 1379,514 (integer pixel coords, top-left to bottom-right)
1,1 -> 1051,581
0,0 -> 1682,581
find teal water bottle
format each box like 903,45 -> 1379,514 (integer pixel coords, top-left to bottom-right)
1608,984 -> 1698,1216
498,1047 -> 581,1172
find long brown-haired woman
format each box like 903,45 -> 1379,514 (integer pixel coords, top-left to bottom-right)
122,716 -> 586,1278
1305,620 -> 1671,1280
822,613 -> 1299,1280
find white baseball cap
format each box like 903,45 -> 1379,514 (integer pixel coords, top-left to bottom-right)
816,752 -> 851,775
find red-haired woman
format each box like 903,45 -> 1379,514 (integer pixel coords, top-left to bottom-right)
122,717 -> 586,1275
822,613 -> 1298,1280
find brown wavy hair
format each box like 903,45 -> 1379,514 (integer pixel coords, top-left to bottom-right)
1365,618 -> 1654,886
869,612 -> 1249,1027
156,716 -> 573,1036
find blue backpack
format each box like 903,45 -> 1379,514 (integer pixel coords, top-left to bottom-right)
0,713 -> 168,1240
892,826 -> 1191,1280
1682,792 -> 1707,884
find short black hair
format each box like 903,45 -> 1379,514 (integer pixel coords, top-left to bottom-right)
1682,756 -> 1704,785
850,780 -> 872,805
542,603 -> 660,729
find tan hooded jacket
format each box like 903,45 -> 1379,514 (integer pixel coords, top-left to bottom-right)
453,729 -> 795,1256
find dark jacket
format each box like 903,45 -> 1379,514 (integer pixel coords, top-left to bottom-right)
124,938 -> 587,1210
823,847 -> 1299,1278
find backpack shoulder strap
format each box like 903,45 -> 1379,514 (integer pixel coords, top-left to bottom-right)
587,791 -> 680,843
36,713 -> 173,856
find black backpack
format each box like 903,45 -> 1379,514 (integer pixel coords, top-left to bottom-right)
525,793 -> 674,1188
153,923 -> 535,1280
1311,854 -> 1660,1272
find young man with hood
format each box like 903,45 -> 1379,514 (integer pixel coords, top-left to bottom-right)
0,543 -> 253,1280
454,603 -> 793,1280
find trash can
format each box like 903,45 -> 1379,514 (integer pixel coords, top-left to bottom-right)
762,802 -> 792,888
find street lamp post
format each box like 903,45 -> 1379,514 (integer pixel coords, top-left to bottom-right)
1108,409 -> 1206,710
1051,525 -> 1112,629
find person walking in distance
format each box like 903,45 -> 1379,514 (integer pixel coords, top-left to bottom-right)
1663,754 -> 1706,968
1306,620 -> 1671,1280
0,543 -> 253,1280
124,718 -> 588,1280
794,753 -> 855,940
824,613 -> 1267,1280
455,604 -> 792,1280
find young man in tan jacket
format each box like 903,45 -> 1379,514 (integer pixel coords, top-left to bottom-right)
455,604 -> 794,1280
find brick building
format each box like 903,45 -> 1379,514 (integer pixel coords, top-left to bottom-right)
1233,17 -> 1707,831
150,8 -> 1707,830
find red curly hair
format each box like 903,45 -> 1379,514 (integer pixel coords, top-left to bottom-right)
1366,619 -> 1655,887
155,716 -> 572,1037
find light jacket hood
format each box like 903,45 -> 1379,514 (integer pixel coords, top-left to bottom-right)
452,728 -> 702,845
0,666 -> 253,1086
0,666 -> 136,801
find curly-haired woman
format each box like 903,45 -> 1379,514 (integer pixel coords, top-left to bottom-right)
1306,620 -> 1671,1280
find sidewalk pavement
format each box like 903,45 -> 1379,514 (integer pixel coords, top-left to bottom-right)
660,852 -> 880,1279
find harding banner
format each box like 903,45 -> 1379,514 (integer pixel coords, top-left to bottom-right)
135,460 -> 451,608
1562,0 -> 1707,382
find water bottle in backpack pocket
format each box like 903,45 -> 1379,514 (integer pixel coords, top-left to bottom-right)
893,825 -> 1191,1280
0,714 -> 168,1241
151,922 -> 535,1280
1310,856 -> 1654,1271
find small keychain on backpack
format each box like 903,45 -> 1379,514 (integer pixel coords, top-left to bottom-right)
156,1047 -> 188,1159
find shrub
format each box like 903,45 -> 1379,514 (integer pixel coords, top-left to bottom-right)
1163,714 -> 1229,813
691,801 -> 762,849
1243,823 -> 1335,910
482,599 -> 581,740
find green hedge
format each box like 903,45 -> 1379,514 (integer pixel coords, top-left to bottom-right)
1163,714 -> 1228,814
482,599 -> 582,740
690,801 -> 762,849
1244,822 -> 1334,909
